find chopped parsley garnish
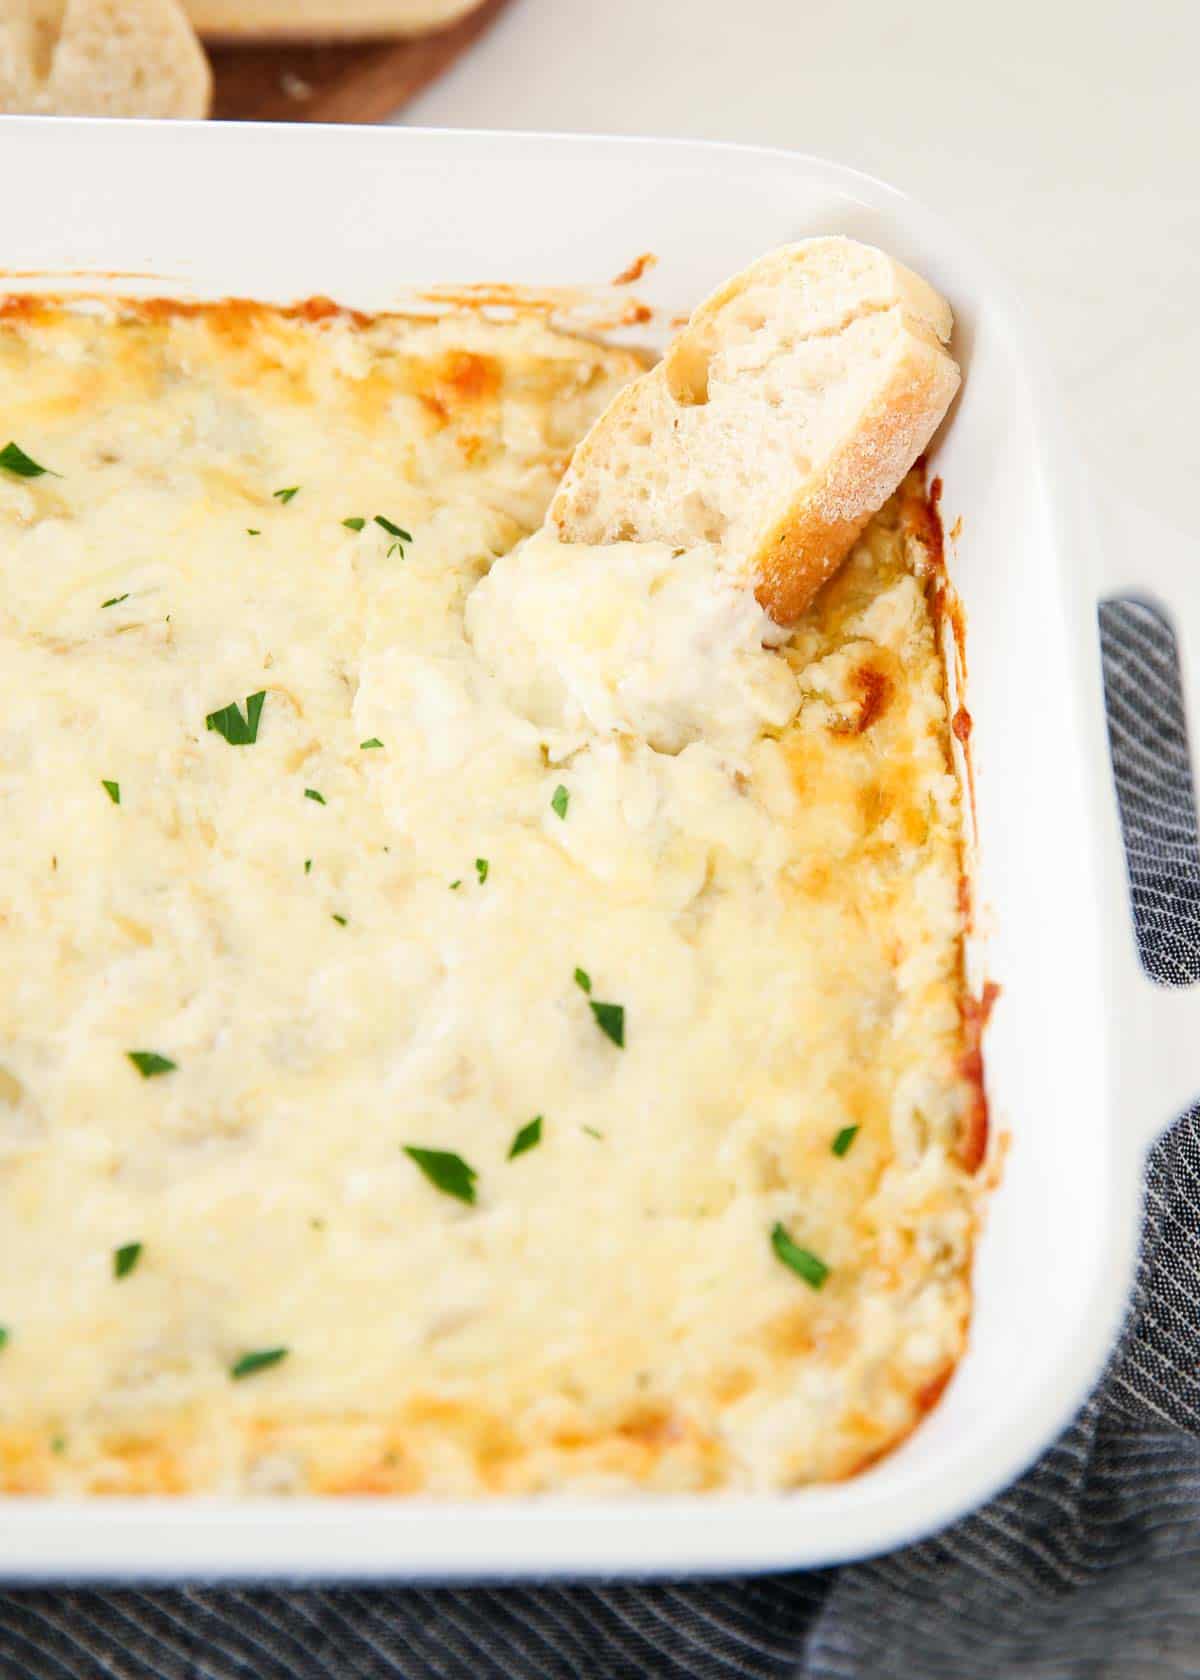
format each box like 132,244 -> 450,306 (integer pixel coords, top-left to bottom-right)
0,440 -> 54,478
231,1347 -> 289,1381
449,879 -> 462,890
589,1000 -> 625,1047
206,691 -> 266,746
101,779 -> 120,805
101,593 -> 129,610
247,528 -> 261,536
832,1125 -> 860,1157
508,1116 -> 543,1159
331,913 -> 347,926
360,738 -> 383,750
113,1241 -> 142,1279
582,1125 -> 604,1140
574,970 -> 622,1043
127,1051 -> 177,1078
304,788 -> 326,805
551,784 -> 569,820
770,1223 -> 830,1290
272,486 -> 300,504
475,857 -> 489,884
342,517 -> 365,532
304,859 -> 312,874
0,1327 -> 8,1351
403,1146 -> 477,1205
51,1435 -> 66,1454
374,515 -> 412,558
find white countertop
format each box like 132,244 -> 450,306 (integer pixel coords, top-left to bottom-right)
403,0 -> 1198,535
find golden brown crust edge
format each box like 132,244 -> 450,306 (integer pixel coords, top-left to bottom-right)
754,329 -> 961,622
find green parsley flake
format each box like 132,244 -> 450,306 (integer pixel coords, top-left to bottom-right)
582,1126 -> 604,1140
574,967 -> 592,994
331,913 -> 347,926
0,440 -> 54,478
101,593 -> 129,609
247,528 -> 261,536
51,1435 -> 66,1455
475,857 -> 489,884
113,1242 -> 142,1279
206,691 -> 266,746
770,1222 -> 830,1290
304,788 -> 326,805
508,1116 -> 543,1159
127,1051 -> 177,1078
272,486 -> 300,504
0,1327 -> 9,1351
403,1146 -> 477,1205
101,779 -> 120,805
304,859 -> 312,874
231,1347 -> 289,1381
374,515 -> 413,558
360,738 -> 383,750
589,1000 -> 625,1047
374,515 -> 411,539
342,517 -> 365,532
551,784 -> 569,820
449,879 -> 462,890
832,1125 -> 860,1158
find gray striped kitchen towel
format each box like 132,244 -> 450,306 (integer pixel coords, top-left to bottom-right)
3,599 -> 1198,1680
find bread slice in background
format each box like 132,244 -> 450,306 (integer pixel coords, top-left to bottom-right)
549,238 -> 960,623
182,0 -> 483,38
0,0 -> 211,117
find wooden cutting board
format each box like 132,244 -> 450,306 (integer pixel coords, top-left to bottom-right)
209,0 -> 513,124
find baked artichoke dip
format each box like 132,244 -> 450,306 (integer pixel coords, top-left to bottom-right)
0,297 -> 981,1495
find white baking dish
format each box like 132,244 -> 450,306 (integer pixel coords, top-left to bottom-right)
1,117 -> 1195,1582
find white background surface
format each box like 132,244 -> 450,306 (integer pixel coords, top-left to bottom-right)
402,0 -> 1198,534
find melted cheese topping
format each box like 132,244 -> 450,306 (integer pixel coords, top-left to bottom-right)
468,532 -> 799,753
0,300 -> 977,1497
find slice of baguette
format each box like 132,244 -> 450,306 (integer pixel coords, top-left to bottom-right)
182,0 -> 483,39
549,238 -> 960,623
0,0 -> 211,117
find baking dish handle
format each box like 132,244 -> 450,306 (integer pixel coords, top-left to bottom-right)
1096,486 -> 1200,1145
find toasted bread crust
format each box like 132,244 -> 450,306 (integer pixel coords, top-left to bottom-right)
550,238 -> 960,623
753,321 -> 961,621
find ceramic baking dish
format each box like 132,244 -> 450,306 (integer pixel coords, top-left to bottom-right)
0,117 -> 1195,1581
